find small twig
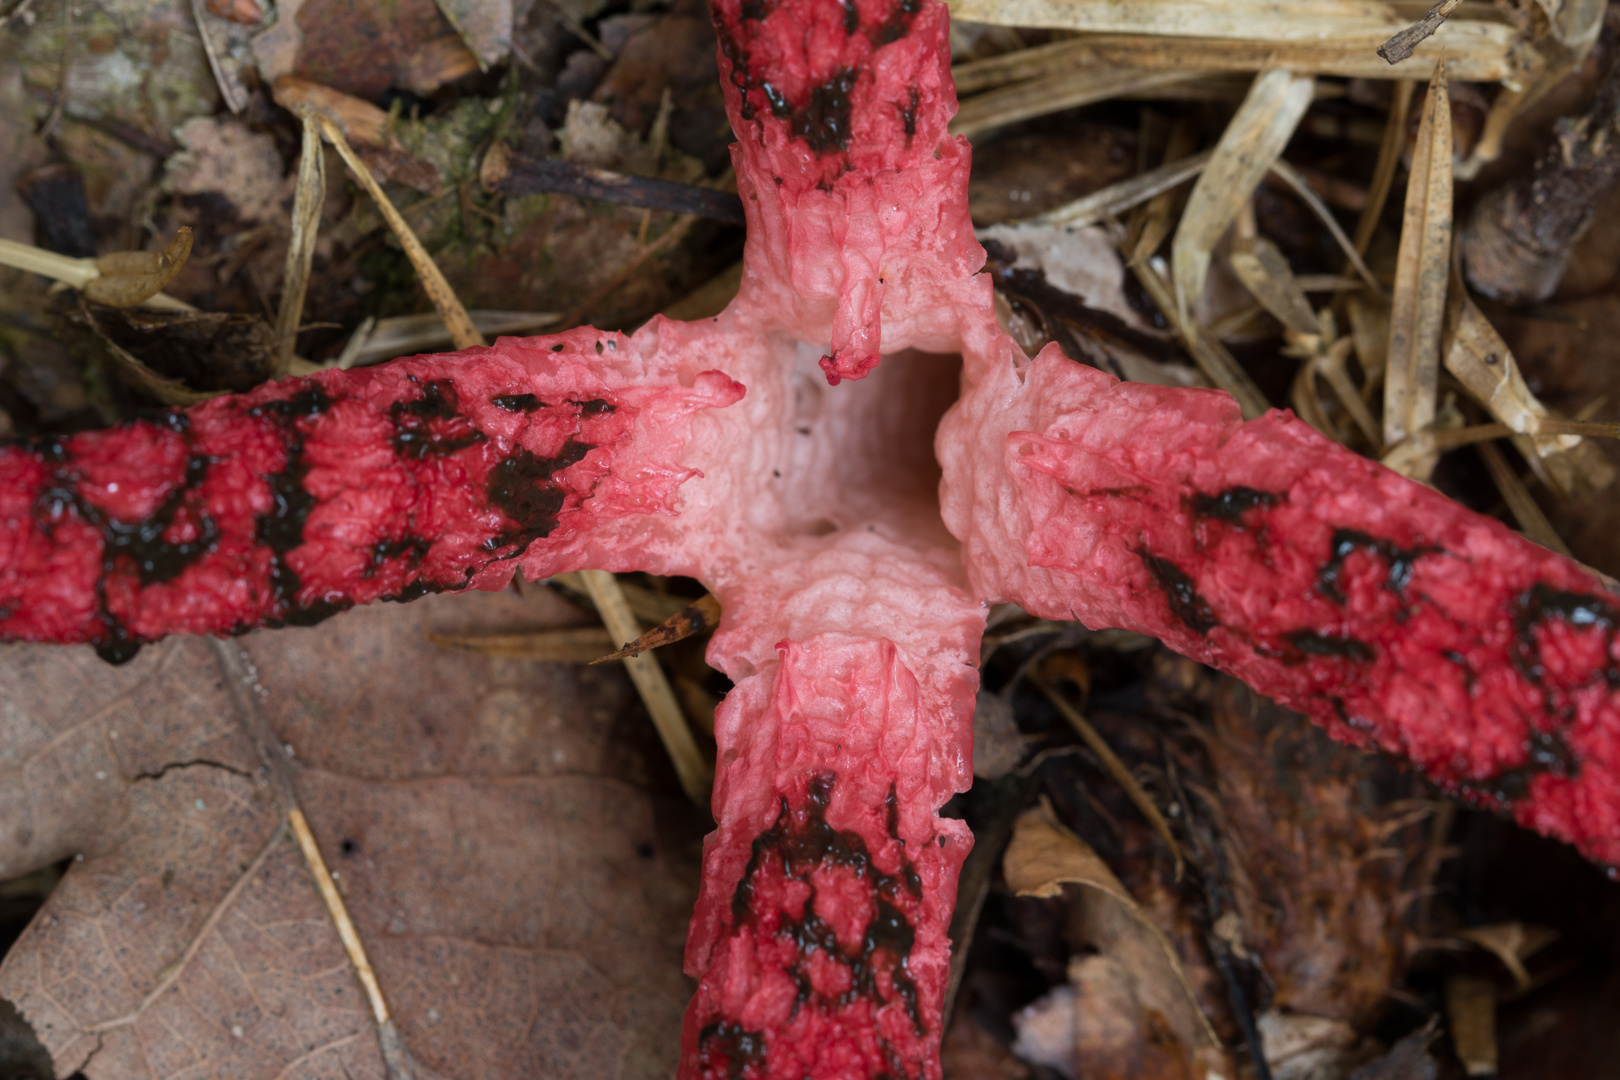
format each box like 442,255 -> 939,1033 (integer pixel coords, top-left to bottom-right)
580,570 -> 712,805
1031,674 -> 1184,881
272,115 -> 325,375
315,116 -> 486,350
1025,150 -> 1212,229
592,592 -> 720,663
289,808 -> 417,1080
1378,0 -> 1464,65
480,143 -> 746,224
1461,24 -> 1620,302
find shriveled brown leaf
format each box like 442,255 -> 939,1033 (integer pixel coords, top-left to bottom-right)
0,590 -> 701,1080
84,228 -> 195,309
1002,805 -> 1227,1075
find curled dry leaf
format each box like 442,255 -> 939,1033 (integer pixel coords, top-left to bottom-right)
1381,61 -> 1452,479
82,228 -> 195,309
1002,806 -> 1229,1077
1171,69 -> 1314,328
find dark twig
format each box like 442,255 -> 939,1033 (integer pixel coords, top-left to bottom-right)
1377,0 -> 1463,65
480,142 -> 746,224
1461,26 -> 1620,302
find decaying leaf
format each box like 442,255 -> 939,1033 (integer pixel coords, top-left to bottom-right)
0,590 -> 701,1080
432,0 -> 513,70
1002,805 -> 1228,1078
1172,69 -> 1314,327
1382,61 -> 1452,479
72,303 -> 277,403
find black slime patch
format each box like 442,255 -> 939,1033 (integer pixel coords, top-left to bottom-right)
572,398 -> 616,416
1285,629 -> 1375,662
492,394 -> 542,413
1190,486 -> 1283,526
697,1020 -> 768,1080
1136,549 -> 1218,635
1318,529 -> 1437,605
33,420 -> 225,665
727,774 -> 925,1044
391,378 -> 486,459
899,87 -> 919,141
486,439 -> 593,552
872,0 -> 920,45
366,535 -> 433,577
249,385 -> 359,629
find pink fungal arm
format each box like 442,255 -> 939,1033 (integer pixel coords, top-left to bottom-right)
2,0 -> 1619,1075
940,351 -> 1620,866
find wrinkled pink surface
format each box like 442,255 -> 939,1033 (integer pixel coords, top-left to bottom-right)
4,0 -> 1620,1075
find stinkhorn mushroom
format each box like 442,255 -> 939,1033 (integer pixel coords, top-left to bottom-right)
2,0 -> 1619,1075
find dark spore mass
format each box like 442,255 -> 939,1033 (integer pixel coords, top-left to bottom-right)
1480,728 -> 1581,804
253,384 -> 334,423
575,398 -> 615,416
1286,629 -> 1375,662
794,68 -> 858,155
840,0 -> 859,33
492,394 -> 542,413
1137,549 -> 1218,635
899,87 -> 919,140
391,378 -> 486,459
1511,583 -> 1620,689
1191,486 -> 1282,526
1318,529 -> 1436,604
698,1020 -> 768,1080
487,439 -> 593,549
367,535 -> 432,575
872,0 -> 920,44
727,774 -> 924,1039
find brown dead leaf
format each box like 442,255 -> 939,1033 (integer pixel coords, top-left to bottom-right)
254,0 -> 481,99
1202,678 -> 1424,1026
1002,805 -> 1225,1075
0,590 -> 702,1080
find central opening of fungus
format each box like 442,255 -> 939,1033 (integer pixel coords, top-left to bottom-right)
773,344 -> 962,541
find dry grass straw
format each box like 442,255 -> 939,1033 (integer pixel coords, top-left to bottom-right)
1381,60 -> 1451,479
272,114 -> 326,376
315,115 -> 487,351
580,569 -> 712,804
1172,70 -> 1314,328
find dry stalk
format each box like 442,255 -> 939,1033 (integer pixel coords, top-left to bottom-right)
315,116 -> 486,351
272,114 -> 325,375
